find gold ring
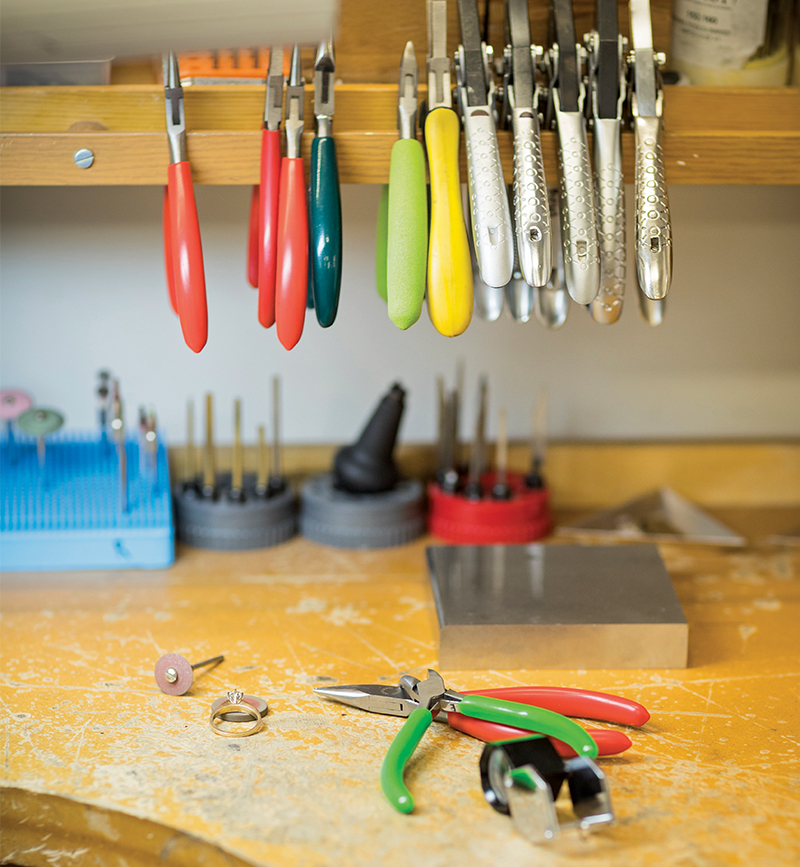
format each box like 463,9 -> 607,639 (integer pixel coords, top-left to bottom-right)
209,689 -> 263,737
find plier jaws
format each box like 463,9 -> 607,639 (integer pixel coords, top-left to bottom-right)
397,41 -> 419,139
284,44 -> 305,159
163,53 -> 186,164
313,683 -> 420,717
426,0 -> 452,110
264,46 -> 284,131
314,39 -> 335,137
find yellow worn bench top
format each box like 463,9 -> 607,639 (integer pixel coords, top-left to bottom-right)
2,516 -> 799,866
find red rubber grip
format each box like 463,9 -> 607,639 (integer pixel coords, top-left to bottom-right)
428,473 -> 553,544
275,156 -> 308,350
247,184 -> 259,288
162,186 -> 179,315
464,686 -> 650,727
258,129 -> 282,328
168,161 -> 207,353
445,713 -> 632,757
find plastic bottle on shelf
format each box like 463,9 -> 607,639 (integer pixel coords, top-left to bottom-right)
670,0 -> 793,85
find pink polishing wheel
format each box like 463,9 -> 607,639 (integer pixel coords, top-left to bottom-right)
154,653 -> 195,695
0,390 -> 33,421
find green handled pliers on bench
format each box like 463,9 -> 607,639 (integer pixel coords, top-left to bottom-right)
315,668 -> 597,814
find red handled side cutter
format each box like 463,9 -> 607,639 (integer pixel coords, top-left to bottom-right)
274,44 -> 308,350
163,53 -> 208,353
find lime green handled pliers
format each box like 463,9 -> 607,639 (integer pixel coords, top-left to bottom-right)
309,39 -> 343,328
376,40 -> 428,330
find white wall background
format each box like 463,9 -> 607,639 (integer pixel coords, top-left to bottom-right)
1,184 -> 799,445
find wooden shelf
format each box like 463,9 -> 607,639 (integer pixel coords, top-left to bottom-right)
1,85 -> 798,185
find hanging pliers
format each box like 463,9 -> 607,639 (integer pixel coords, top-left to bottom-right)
455,0 -> 514,290
163,52 -> 208,353
251,46 -> 285,329
501,0 -> 551,289
629,0 -> 672,303
308,39 -> 343,329
424,0 -> 473,338
585,0 -> 628,324
546,0 -> 600,306
315,669 -> 602,814
275,44 -> 309,351
381,41 -> 428,331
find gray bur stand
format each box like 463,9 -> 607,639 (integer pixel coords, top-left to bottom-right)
173,474 -> 296,550
300,474 -> 425,549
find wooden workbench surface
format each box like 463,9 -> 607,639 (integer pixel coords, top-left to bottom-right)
2,516 -> 800,866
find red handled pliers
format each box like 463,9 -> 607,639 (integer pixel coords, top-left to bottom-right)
274,44 -> 308,350
246,46 -> 285,329
444,685 -> 650,757
163,52 -> 207,353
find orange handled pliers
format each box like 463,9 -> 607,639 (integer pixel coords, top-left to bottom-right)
163,52 -> 208,353
274,44 -> 308,351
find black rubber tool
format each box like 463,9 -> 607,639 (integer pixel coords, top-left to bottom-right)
333,383 -> 405,494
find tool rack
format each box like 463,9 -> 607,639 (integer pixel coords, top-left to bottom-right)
1,0 -> 798,186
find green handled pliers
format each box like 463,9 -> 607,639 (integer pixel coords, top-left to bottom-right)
375,41 -> 428,330
309,39 -> 343,328
315,668 -> 598,814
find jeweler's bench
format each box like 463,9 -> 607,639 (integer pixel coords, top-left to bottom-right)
2,510 -> 799,866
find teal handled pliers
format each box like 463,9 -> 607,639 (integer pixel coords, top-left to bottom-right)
309,38 -> 343,328
315,669 -> 598,814
376,41 -> 428,330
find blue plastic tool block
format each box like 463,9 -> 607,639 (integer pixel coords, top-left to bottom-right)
0,432 -> 174,571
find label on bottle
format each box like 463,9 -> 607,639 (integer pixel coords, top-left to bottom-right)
671,0 -> 769,70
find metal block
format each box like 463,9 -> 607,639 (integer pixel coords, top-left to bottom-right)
426,543 -> 688,670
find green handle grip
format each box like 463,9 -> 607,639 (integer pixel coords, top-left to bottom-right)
386,138 -> 428,330
375,184 -> 389,302
380,706 -> 432,813
309,136 -> 342,327
458,694 -> 598,759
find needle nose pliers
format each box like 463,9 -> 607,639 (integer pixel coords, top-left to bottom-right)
163,52 -> 208,353
315,669 -> 647,814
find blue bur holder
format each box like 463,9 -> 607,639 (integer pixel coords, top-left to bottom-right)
0,432 -> 174,571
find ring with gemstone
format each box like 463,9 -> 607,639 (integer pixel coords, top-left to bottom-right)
209,689 -> 263,737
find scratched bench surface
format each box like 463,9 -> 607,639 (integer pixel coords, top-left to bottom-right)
2,523 -> 799,867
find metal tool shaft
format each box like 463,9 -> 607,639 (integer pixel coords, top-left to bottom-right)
203,393 -> 216,497
231,398 -> 243,500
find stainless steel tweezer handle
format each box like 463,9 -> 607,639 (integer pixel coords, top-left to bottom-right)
554,103 -> 600,305
510,107 -> 551,287
634,114 -> 672,300
590,116 -> 626,323
464,107 -> 515,288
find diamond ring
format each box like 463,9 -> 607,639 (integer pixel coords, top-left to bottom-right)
209,689 -> 263,737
